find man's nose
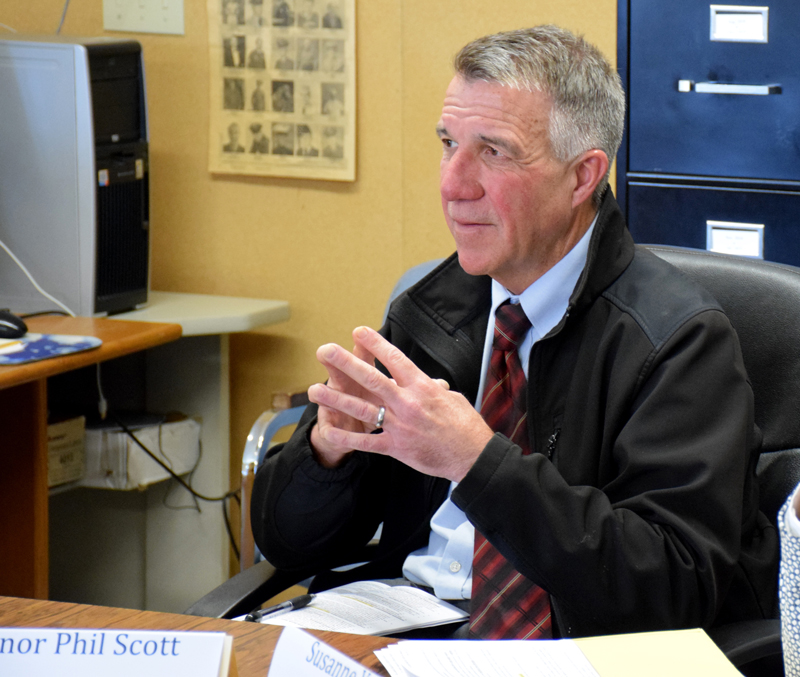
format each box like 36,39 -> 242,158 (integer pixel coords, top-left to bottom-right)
440,151 -> 483,202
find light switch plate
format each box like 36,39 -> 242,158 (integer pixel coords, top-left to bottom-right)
103,0 -> 185,35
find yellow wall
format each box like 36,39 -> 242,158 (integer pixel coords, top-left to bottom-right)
4,0 -> 616,544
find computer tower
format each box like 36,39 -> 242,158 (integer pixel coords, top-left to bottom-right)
0,36 -> 150,316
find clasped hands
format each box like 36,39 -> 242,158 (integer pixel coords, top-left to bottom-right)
308,326 -> 493,483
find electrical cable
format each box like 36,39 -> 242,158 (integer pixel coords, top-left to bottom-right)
18,310 -> 71,319
0,236 -> 76,316
106,410 -> 242,558
222,495 -> 240,562
56,0 -> 71,34
96,365 -> 108,420
108,410 -> 237,503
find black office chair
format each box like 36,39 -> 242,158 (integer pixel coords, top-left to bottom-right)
644,246 -> 800,677
186,259 -> 445,616
187,246 -> 800,675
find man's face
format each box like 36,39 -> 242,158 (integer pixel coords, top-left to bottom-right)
438,76 -> 586,294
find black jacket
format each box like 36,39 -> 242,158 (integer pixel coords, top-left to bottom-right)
251,191 -> 778,637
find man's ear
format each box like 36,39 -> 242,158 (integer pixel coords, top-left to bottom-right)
571,149 -> 609,208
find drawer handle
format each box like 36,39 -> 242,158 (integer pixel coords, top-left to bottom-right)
678,80 -> 782,95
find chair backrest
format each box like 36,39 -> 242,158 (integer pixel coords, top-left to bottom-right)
382,258 -> 445,324
645,245 -> 800,523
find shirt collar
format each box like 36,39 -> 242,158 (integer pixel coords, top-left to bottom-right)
490,214 -> 597,341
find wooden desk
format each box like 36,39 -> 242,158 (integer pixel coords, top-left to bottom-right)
0,596 -> 392,676
0,595 -> 741,677
0,317 -> 182,601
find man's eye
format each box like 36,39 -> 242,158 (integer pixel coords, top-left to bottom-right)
442,138 -> 455,148
487,147 -> 502,157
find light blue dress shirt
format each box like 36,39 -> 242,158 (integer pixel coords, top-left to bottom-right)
402,218 -> 596,599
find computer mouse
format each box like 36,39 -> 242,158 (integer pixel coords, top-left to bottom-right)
0,310 -> 27,339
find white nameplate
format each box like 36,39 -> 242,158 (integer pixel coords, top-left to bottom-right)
710,5 -> 769,43
0,628 -> 235,677
268,626 -> 379,677
706,219 -> 765,258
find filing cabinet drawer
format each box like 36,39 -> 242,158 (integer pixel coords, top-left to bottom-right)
627,182 -> 800,266
627,0 -> 800,181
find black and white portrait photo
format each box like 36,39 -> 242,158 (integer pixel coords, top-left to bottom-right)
272,80 -> 294,113
272,123 -> 295,154
322,125 -> 344,159
223,35 -> 246,68
296,124 -> 319,156
223,122 -> 245,152
322,2 -> 342,28
223,78 -> 245,109
297,39 -> 319,72
321,82 -> 344,116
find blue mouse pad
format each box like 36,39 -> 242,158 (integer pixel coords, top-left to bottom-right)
0,333 -> 102,365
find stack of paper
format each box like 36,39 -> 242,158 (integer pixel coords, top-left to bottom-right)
375,639 -> 600,677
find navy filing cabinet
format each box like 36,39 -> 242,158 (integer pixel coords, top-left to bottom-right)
617,1 -> 800,264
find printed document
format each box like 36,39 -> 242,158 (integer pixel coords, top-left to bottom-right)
375,639 -> 600,677
256,581 -> 468,636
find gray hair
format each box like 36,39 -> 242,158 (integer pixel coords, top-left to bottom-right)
453,26 -> 625,204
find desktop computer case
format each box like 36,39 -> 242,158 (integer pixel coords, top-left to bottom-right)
0,36 -> 150,316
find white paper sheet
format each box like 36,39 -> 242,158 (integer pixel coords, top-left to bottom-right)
259,581 -> 467,635
375,639 -> 600,677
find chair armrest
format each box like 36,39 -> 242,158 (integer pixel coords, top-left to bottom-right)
184,560 -> 314,619
708,618 -> 782,667
184,544 -> 381,619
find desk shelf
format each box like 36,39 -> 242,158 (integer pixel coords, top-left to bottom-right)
2,292 -> 290,613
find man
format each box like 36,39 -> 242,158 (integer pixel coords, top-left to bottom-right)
272,123 -> 294,155
222,122 -> 244,152
296,125 -> 319,156
251,26 -> 777,639
321,39 -> 345,73
247,37 -> 267,69
322,2 -> 342,29
321,83 -> 344,117
249,123 -> 269,154
248,0 -> 266,26
272,81 -> 294,113
274,38 -> 294,71
298,38 -> 320,72
273,0 -> 294,26
223,36 -> 245,68
297,0 -> 319,28
321,125 -> 343,158
251,80 -> 266,111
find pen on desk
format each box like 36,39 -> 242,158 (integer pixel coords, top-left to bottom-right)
245,593 -> 315,622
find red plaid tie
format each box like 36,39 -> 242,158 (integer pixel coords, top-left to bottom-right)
469,300 -> 553,640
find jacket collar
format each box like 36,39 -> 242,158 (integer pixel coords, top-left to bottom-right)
388,190 -> 633,397
568,189 -> 634,317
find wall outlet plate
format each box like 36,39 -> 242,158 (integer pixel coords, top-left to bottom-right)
103,0 -> 185,36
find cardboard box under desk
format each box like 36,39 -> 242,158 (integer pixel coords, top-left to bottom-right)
47,416 -> 86,487
81,417 -> 201,491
